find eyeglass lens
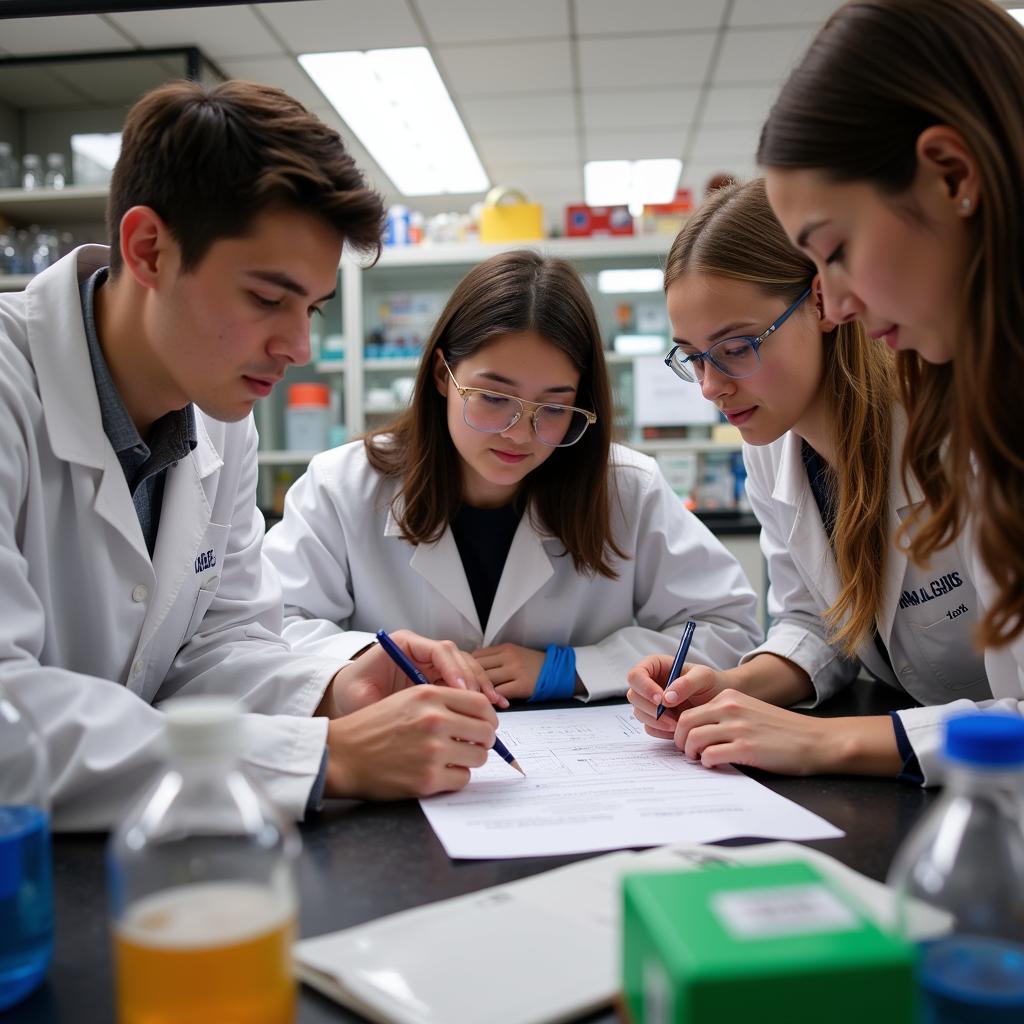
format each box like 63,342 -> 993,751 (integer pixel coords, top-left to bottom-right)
463,392 -> 589,446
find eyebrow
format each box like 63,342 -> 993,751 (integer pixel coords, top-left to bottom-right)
796,219 -> 830,249
249,270 -> 336,304
672,320 -> 758,348
475,370 -> 576,395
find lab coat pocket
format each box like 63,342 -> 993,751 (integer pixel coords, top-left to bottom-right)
178,522 -> 230,648
905,584 -> 989,695
181,574 -> 221,644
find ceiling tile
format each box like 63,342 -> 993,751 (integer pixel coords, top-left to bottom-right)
460,93 -> 577,136
438,40 -> 573,95
729,0 -> 836,27
108,7 -> 281,60
575,0 -> 727,34
476,136 -> 580,164
581,88 -> 699,131
681,161 -> 757,191
701,85 -> 778,126
0,14 -> 133,55
689,123 -> 761,161
255,1 -> 424,53
577,33 -> 715,89
219,55 -> 325,109
485,163 -> 582,193
416,0 -> 569,44
585,129 -> 685,161
712,26 -> 818,84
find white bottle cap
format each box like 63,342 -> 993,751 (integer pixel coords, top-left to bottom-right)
162,697 -> 243,759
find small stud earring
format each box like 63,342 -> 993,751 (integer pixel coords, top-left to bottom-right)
961,197 -> 972,213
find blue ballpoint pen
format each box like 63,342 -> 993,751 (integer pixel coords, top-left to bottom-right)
655,620 -> 697,721
375,630 -> 525,776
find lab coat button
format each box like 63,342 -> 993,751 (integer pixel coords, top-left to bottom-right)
131,659 -> 144,676
131,585 -> 149,603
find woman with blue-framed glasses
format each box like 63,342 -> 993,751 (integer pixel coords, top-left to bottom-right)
264,250 -> 761,706
627,179 -> 989,784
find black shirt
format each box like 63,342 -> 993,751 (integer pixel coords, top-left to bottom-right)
450,503 -> 522,631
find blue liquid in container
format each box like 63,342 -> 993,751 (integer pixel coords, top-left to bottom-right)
919,936 -> 1024,1024
0,805 -> 53,1010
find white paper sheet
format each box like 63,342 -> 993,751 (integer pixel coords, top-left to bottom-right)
420,705 -> 843,859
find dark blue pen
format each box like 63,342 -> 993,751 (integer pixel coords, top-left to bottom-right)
375,630 -> 525,776
655,620 -> 697,721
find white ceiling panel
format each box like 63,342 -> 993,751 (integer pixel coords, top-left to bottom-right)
438,40 -> 573,96
689,123 -> 761,160
701,85 -> 778,127
0,14 -> 133,55
108,7 -> 280,60
415,0 -> 569,44
477,135 -> 580,164
575,0 -> 728,35
729,0 -> 836,28
581,88 -> 700,131
485,163 -> 582,193
585,129 -> 686,161
577,33 -> 716,89
713,26 -> 818,84
460,93 -> 577,136
255,1 -> 424,54
219,55 -> 325,109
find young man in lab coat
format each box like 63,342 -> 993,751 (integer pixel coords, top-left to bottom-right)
0,79 -> 500,830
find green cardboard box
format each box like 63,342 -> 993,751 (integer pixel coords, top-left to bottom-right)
622,859 -> 916,1024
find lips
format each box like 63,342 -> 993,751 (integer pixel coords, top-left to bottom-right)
491,448 -> 530,464
868,324 -> 898,342
243,375 -> 281,397
721,406 -> 756,427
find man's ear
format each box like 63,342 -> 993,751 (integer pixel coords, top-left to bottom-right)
118,205 -> 175,290
432,348 -> 449,397
915,124 -> 981,218
812,274 -> 838,333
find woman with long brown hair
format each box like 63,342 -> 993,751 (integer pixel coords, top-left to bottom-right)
757,0 -> 1024,763
627,179 -> 988,781
264,250 -> 760,703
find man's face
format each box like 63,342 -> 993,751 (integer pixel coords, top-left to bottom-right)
147,207 -> 343,422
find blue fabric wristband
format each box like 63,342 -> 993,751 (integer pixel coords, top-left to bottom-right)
530,644 -> 577,702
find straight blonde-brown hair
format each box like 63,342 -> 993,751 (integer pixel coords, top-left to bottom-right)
664,179 -> 896,656
365,250 -> 626,578
759,0 -> 1024,647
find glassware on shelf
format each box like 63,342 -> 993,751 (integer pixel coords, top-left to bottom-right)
20,154 -> 42,191
0,142 -> 18,189
43,153 -> 66,190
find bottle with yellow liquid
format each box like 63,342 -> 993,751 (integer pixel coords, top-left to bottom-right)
108,697 -> 301,1024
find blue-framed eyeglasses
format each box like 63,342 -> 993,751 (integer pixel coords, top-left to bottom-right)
664,286 -> 813,383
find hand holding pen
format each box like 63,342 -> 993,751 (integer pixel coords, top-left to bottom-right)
376,630 -> 525,776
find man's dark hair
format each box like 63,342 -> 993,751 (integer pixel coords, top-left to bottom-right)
107,78 -> 384,275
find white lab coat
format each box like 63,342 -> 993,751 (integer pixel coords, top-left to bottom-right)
742,416 -> 990,784
263,440 -> 762,700
0,247 -> 338,830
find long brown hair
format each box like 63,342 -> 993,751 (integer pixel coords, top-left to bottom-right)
759,0 -> 1024,646
664,180 -> 896,656
365,250 -> 625,578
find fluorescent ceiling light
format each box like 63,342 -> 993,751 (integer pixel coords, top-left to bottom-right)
584,159 -> 682,216
300,47 -> 489,197
1010,7 -> 1024,24
597,268 -> 664,294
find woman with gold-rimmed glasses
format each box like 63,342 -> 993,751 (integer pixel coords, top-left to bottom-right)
264,250 -> 761,705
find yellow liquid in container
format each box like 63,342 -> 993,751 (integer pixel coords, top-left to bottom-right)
114,881 -> 296,1024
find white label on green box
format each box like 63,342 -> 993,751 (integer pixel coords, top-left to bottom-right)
711,883 -> 860,940
642,957 -> 672,1024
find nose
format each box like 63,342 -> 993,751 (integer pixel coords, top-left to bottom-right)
820,271 -> 864,326
499,409 -> 533,445
267,312 -> 312,368
699,360 -> 737,404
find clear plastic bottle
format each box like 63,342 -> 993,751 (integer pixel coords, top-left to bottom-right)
20,154 -> 41,191
42,153 -> 66,190
0,142 -> 18,189
888,713 -> 1024,1023
108,697 -> 301,1024
0,682 -> 54,1010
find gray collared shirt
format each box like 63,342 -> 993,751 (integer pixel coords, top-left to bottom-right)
80,268 -> 197,556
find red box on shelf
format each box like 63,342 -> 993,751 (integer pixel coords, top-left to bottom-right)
564,204 -> 635,237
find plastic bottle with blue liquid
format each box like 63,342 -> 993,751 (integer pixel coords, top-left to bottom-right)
888,713 -> 1024,1023
0,682 -> 53,1010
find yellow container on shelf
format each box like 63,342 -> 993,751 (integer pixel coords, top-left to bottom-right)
479,185 -> 544,243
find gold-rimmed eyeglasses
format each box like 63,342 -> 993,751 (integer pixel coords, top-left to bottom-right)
442,355 -> 597,448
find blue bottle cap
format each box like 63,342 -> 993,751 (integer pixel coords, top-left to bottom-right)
944,713 -> 1024,767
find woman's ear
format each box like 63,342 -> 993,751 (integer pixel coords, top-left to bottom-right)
812,274 -> 838,333
914,124 -> 981,219
432,348 -> 449,397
